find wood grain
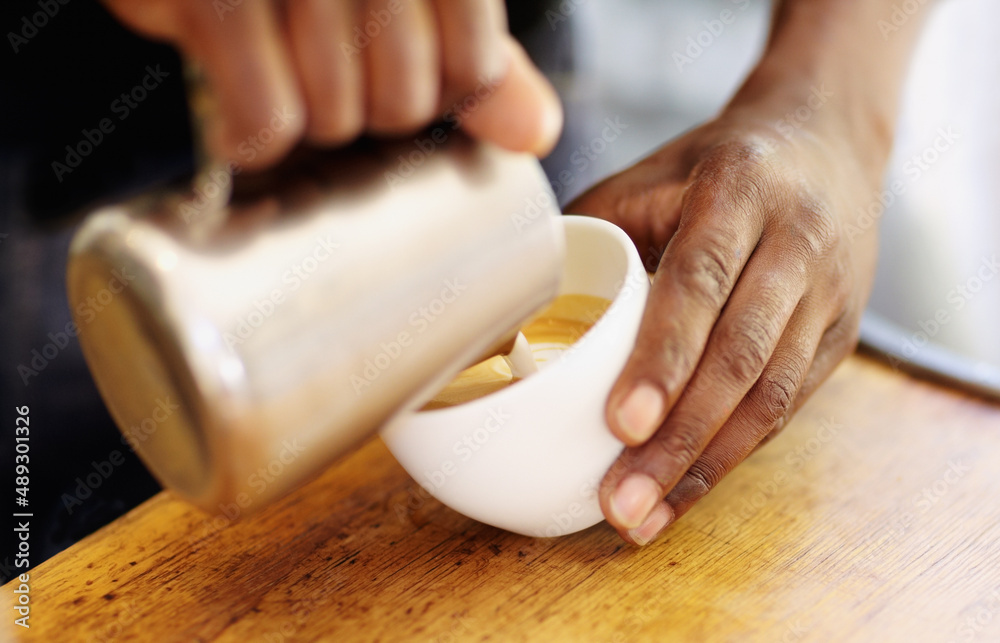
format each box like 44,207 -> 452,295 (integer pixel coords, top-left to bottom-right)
5,355 -> 1000,642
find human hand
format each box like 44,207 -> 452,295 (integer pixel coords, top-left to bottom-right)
569,89 -> 885,545
103,0 -> 562,169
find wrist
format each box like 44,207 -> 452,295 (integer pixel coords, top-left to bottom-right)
733,59 -> 892,172
725,0 -> 931,178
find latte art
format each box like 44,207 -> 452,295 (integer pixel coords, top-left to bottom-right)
423,294 -> 612,410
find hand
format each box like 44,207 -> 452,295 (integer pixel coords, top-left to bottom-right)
570,92 -> 883,545
103,0 -> 562,169
569,0 -> 932,546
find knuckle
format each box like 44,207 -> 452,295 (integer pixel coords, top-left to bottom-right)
671,463 -> 718,504
688,458 -> 727,493
755,368 -> 799,422
787,199 -> 840,263
655,423 -> 705,475
717,312 -> 776,384
648,338 -> 696,392
733,171 -> 783,221
729,338 -> 769,384
693,140 -> 784,217
693,140 -> 771,185
766,367 -> 808,439
673,241 -> 736,309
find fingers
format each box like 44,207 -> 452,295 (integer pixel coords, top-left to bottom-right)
364,0 -> 440,134
433,0 -> 509,104
104,0 -> 560,167
286,0 -> 364,144
605,149 -> 775,450
177,0 -> 306,169
662,307 -> 830,518
608,311 -> 830,546
458,36 -> 563,157
661,308 -> 857,526
601,239 -> 811,535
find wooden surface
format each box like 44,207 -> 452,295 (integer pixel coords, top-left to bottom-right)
5,354 -> 1000,642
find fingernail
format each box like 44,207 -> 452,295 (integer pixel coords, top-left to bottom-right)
610,474 -> 661,530
628,503 -> 674,546
615,383 -> 665,443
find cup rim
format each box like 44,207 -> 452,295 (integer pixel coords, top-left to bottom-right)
387,214 -> 647,421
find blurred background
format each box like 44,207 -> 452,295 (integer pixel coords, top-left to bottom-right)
1,0 -> 192,583
2,0 -> 997,582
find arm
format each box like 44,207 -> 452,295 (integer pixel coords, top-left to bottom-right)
571,0 -> 933,545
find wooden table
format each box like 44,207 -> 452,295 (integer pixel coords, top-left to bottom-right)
5,355 -> 1000,642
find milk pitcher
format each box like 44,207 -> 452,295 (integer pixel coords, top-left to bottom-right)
66,133 -> 564,515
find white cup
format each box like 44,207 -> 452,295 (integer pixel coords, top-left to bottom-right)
380,215 -> 650,537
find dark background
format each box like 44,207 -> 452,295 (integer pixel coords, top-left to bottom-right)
0,0 -> 195,584
0,0 -> 559,584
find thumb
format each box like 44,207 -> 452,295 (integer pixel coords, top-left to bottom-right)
459,36 -> 563,158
